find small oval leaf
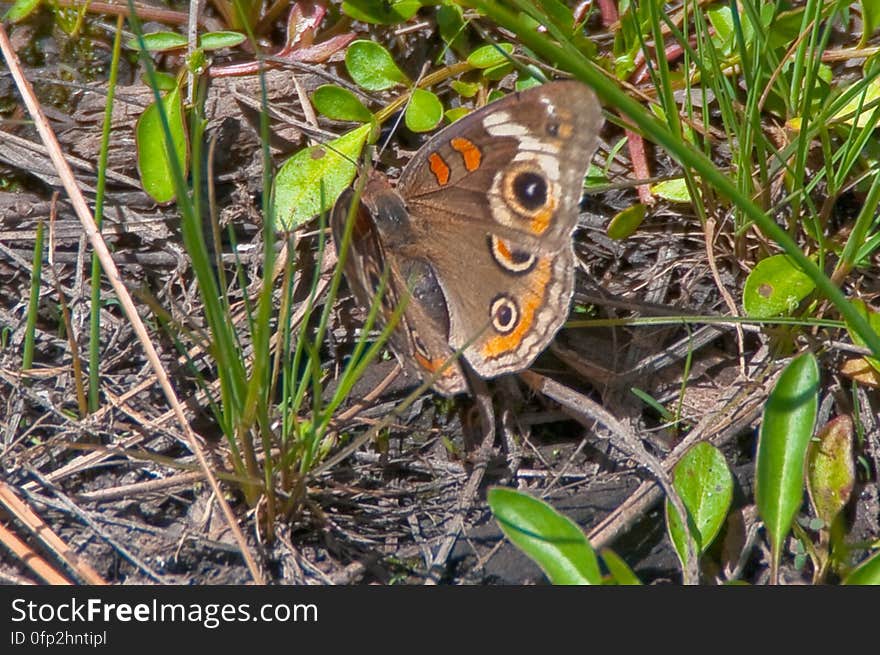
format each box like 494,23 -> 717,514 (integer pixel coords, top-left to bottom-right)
135,86 -> 189,204
450,80 -> 480,98
341,0 -> 421,24
127,31 -> 188,52
755,352 -> 819,563
467,42 -> 514,68
488,487 -> 601,585
515,74 -> 543,91
806,415 -> 855,528
665,442 -> 734,569
345,40 -> 409,91
312,85 -> 373,123
840,356 -> 880,388
607,204 -> 647,240
199,31 -> 246,51
652,178 -> 693,203
404,89 -> 443,132
272,123 -> 372,229
437,3 -> 468,54
444,107 -> 470,123
743,254 -> 816,318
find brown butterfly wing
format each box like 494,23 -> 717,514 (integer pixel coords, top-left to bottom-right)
394,81 -> 603,376
330,185 -> 467,395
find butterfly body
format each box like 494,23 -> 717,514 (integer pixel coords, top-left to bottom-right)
331,80 -> 603,395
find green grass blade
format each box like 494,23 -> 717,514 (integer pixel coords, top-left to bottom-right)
22,220 -> 44,371
89,15 -> 124,413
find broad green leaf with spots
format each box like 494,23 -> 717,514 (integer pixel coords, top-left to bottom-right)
273,123 -> 372,230
743,254 -> 816,318
345,40 -> 410,91
665,442 -> 734,569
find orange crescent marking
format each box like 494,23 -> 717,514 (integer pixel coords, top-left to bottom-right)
415,352 -> 455,376
450,137 -> 482,172
428,153 -> 450,186
481,259 -> 552,358
495,238 -> 514,263
529,196 -> 558,235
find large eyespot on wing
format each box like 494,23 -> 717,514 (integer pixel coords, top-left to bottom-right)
396,81 -> 603,251
451,241 -> 575,378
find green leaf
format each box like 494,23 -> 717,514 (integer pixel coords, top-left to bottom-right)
450,80 -> 480,98
755,352 -> 819,568
467,42 -> 514,69
142,71 -> 177,92
127,31 -> 188,52
585,163 -> 608,189
830,77 -> 880,129
3,0 -> 41,22
515,73 -> 543,91
607,204 -> 646,240
404,89 -> 443,132
843,549 -> 880,584
742,254 -> 816,318
665,442 -> 734,569
312,85 -> 373,122
345,40 -> 410,91
342,0 -> 421,24
445,107 -> 470,123
128,30 -> 245,52
860,0 -> 880,47
487,89 -> 505,103
483,61 -> 514,81
199,31 -> 246,51
706,5 -> 735,53
806,416 -> 855,528
135,86 -> 189,204
600,548 -> 642,585
272,123 -> 371,230
437,3 -> 469,55
488,487 -> 601,585
845,299 -> 880,372
651,178 -> 693,203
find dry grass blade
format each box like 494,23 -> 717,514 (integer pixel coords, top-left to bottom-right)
0,481 -> 103,584
0,521 -> 73,585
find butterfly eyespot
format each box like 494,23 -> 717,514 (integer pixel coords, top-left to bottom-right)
546,120 -> 560,137
488,235 -> 537,274
490,295 -> 520,334
512,171 -> 548,211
